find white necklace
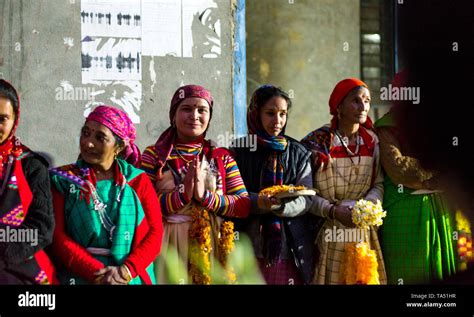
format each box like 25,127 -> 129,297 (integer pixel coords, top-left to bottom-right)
335,130 -> 361,175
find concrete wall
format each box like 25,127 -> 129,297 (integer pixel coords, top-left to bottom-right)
247,0 -> 361,140
0,0 -> 237,166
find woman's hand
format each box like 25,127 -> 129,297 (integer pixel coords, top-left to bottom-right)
258,194 -> 282,211
183,158 -> 195,200
193,155 -> 207,201
334,205 -> 356,228
93,266 -> 129,285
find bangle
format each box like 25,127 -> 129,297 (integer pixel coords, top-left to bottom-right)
121,264 -> 132,283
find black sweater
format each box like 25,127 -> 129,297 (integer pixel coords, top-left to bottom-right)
0,153 -> 54,268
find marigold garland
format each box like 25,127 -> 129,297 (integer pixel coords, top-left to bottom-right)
189,206 -> 212,285
189,205 -> 236,284
342,199 -> 386,285
342,242 -> 379,285
218,220 -> 237,283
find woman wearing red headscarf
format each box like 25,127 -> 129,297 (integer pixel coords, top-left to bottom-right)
0,80 -> 57,284
301,78 -> 386,284
141,85 -> 250,284
49,105 -> 163,285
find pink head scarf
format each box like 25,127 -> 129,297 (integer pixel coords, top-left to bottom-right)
86,105 -> 141,167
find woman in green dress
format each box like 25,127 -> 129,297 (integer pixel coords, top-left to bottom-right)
49,105 -> 163,285
375,108 -> 457,284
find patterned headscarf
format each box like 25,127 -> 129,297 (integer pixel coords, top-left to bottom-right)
154,85 -> 214,179
329,78 -> 373,129
248,85 -> 288,152
247,84 -> 288,186
86,105 -> 141,167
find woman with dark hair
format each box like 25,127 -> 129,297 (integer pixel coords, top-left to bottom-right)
141,85 -> 250,284
49,105 -> 163,285
301,78 -> 386,284
231,84 -> 316,285
0,79 -> 57,284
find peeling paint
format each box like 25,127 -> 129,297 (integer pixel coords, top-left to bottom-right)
63,37 -> 74,49
59,80 -> 74,92
149,57 -> 156,94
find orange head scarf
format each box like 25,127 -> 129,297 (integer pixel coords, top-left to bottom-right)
329,78 -> 373,129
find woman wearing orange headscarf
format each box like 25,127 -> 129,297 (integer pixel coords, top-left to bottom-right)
301,78 -> 386,284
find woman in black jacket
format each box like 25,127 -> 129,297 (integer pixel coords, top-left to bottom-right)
231,85 -> 316,284
0,79 -> 57,284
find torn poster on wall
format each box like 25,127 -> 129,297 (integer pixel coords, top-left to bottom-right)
81,0 -> 222,123
142,0 -> 221,58
81,0 -> 142,123
82,38 -> 141,81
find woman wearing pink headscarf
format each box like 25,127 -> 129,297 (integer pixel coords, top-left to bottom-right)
141,85 -> 250,284
301,78 -> 386,284
49,105 -> 163,285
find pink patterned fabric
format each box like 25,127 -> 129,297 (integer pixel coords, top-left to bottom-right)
86,105 -> 141,167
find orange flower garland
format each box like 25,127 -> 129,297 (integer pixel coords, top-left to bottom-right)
218,220 -> 237,283
342,199 -> 386,285
189,206 -> 212,285
342,242 -> 379,285
189,205 -> 236,284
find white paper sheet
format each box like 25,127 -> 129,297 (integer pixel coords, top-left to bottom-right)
141,0 -> 181,57
142,0 -> 220,58
81,0 -> 142,123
